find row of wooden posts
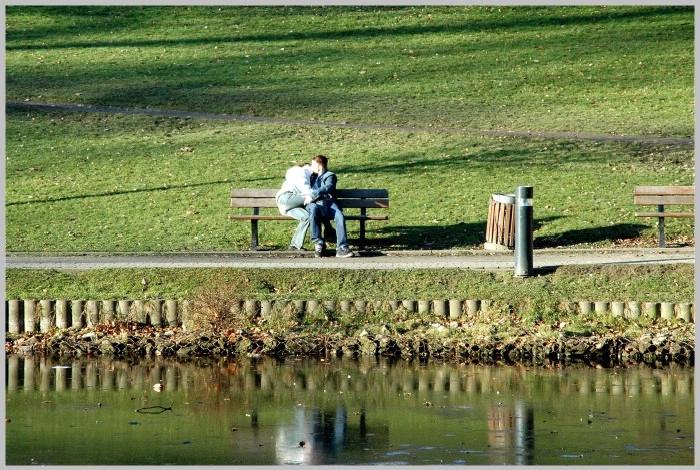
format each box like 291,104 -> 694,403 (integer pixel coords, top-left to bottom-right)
5,298 -> 694,333
6,355 -> 692,397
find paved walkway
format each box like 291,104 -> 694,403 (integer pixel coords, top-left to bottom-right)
5,248 -> 694,271
8,101 -> 694,146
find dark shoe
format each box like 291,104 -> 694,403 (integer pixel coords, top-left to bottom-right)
314,243 -> 325,258
336,246 -> 354,258
288,245 -> 306,251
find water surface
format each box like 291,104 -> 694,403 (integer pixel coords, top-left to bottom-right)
5,356 -> 694,465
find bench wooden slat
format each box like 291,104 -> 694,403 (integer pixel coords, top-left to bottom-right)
345,215 -> 389,221
230,215 -> 389,221
336,189 -> 388,198
340,199 -> 389,208
634,212 -> 694,218
229,214 -> 389,221
634,186 -> 695,196
231,198 -> 389,209
231,188 -> 389,198
633,195 -> 694,205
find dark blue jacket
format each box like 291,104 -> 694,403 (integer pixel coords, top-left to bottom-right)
310,171 -> 337,202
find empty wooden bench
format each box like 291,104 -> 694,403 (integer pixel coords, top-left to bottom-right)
634,185 -> 694,247
229,188 -> 389,250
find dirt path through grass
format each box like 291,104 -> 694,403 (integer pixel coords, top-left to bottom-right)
8,101 -> 693,147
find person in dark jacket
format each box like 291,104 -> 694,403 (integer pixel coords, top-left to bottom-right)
304,155 -> 354,258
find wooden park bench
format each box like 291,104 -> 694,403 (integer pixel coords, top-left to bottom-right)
633,185 -> 694,247
229,188 -> 389,250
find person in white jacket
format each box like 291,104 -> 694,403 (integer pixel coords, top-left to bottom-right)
276,164 -> 334,250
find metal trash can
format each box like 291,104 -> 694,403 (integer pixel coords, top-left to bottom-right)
484,193 -> 515,251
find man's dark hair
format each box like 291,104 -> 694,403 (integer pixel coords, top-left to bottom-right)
312,154 -> 328,168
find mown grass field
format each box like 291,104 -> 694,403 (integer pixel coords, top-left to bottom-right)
5,109 -> 693,252
6,265 -> 694,304
6,6 -> 693,136
5,6 -> 694,253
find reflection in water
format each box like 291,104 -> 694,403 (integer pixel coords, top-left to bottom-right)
275,406 -> 387,464
4,355 -> 694,465
487,401 -> 534,465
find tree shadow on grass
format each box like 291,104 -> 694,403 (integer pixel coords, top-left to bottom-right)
5,178 -> 257,206
534,223 -> 648,248
360,216 -> 562,250
7,6 -> 687,51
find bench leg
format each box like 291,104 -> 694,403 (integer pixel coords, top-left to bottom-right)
359,208 -> 366,250
250,220 -> 259,250
657,205 -> 665,248
250,207 -> 259,250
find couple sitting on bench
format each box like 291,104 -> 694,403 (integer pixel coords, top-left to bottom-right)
275,154 -> 354,258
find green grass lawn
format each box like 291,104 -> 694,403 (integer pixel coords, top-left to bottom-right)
5,109 -> 693,252
5,6 -> 694,253
5,264 -> 694,304
6,5 -> 693,136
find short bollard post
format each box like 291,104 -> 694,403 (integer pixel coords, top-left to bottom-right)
466,300 -> 479,316
260,300 -> 273,318
433,300 -> 447,318
660,302 -> 675,321
594,301 -> 609,315
71,300 -> 84,328
118,300 -> 130,321
40,300 -> 53,332
402,300 -> 416,313
24,300 -> 37,333
133,300 -> 146,324
165,300 -> 178,327
323,300 -> 336,314
417,300 -> 430,314
578,301 -> 593,316
245,300 -> 259,317
643,302 -> 659,320
678,303 -> 691,322
149,300 -> 163,327
514,185 -> 534,277
102,300 -> 115,324
448,300 -> 462,320
353,300 -> 365,314
293,300 -> 306,318
389,300 -> 400,312
339,300 -> 352,313
626,302 -> 641,319
306,300 -> 319,315
55,300 -> 69,329
611,302 -> 625,318
86,300 -> 99,327
8,300 -> 21,334
181,300 -> 193,331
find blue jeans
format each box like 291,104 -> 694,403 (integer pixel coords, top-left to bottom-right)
276,192 -> 309,249
308,201 -> 348,249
